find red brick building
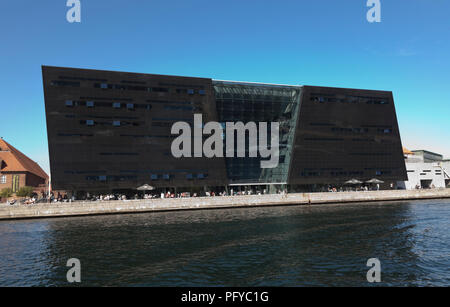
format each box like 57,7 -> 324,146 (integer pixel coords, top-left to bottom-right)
0,138 -> 49,194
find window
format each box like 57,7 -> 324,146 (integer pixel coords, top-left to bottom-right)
100,83 -> 108,89
151,87 -> 169,93
113,121 -> 121,127
163,174 -> 170,180
113,102 -> 121,108
304,137 -> 344,141
65,100 -> 73,107
186,174 -> 193,179
197,173 -> 205,179
377,128 -> 392,134
86,101 -> 94,107
1,175 -> 6,184
187,89 -> 195,95
52,80 -> 80,87
300,172 -> 321,177
199,89 -> 206,95
150,174 -> 158,180
126,103 -> 134,109
99,175 -> 107,181
310,122 -> 335,126
86,120 -> 94,126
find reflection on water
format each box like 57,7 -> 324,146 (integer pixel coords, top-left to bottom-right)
0,199 -> 449,286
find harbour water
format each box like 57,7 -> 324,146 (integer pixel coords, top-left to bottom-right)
0,199 -> 449,286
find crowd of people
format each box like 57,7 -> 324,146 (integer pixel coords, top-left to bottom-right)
1,184 -> 390,206
326,184 -> 380,192
85,188 -> 288,201
415,184 -> 436,189
5,182 -> 440,206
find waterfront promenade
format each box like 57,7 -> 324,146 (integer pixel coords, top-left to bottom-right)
1,189 -> 449,220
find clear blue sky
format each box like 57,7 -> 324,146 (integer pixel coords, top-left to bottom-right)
1,0 -> 449,174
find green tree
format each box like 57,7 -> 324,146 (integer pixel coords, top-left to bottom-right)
0,188 -> 13,198
16,186 -> 34,197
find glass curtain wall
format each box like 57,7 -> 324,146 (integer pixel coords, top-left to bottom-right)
213,81 -> 302,185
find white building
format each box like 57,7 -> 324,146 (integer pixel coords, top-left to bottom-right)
398,149 -> 450,190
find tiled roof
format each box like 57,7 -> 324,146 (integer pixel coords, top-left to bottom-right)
403,147 -> 413,155
0,139 -> 48,180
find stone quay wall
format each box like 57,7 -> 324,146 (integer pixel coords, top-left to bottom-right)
1,189 -> 449,221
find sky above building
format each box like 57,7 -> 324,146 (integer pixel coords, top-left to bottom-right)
1,0 -> 449,174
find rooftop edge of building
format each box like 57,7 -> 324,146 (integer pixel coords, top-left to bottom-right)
41,65 -> 213,82
411,150 -> 444,157
41,65 -> 394,93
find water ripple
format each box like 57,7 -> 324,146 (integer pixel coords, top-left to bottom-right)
0,199 -> 449,286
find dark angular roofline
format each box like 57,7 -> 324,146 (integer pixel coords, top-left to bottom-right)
41,65 -> 212,81
42,66 -> 393,93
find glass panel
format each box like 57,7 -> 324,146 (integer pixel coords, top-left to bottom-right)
213,81 -> 302,184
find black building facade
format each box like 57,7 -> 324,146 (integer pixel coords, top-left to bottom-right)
42,66 -> 407,194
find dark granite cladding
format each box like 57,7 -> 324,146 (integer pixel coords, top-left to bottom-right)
42,66 -> 407,192
288,86 -> 407,184
42,66 -> 227,192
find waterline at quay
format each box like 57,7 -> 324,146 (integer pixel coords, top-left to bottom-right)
1,189 -> 449,221
1,198 -> 449,286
